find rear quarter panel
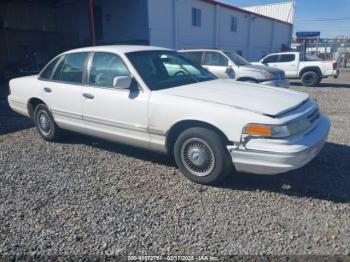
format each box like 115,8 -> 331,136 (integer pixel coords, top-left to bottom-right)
298,61 -> 333,76
8,75 -> 45,117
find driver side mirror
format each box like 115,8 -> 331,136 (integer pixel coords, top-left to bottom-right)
225,66 -> 235,78
113,76 -> 132,89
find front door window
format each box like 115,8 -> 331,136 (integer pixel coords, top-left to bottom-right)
89,52 -> 130,88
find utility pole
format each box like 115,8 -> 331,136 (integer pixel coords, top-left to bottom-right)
87,0 -> 96,46
315,36 -> 319,55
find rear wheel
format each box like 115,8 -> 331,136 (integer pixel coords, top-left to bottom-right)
316,77 -> 322,85
173,127 -> 233,184
34,104 -> 62,141
301,71 -> 320,87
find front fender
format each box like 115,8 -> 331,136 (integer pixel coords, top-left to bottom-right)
149,93 -> 274,143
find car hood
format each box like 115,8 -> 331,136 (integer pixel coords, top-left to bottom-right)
158,79 -> 309,116
242,64 -> 283,74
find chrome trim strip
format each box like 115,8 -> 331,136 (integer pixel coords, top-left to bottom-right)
52,109 -> 82,120
148,128 -> 165,136
8,98 -> 26,106
83,115 -> 148,133
52,110 -> 166,136
267,98 -> 310,118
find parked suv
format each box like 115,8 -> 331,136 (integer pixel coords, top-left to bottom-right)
255,52 -> 339,87
179,49 -> 289,88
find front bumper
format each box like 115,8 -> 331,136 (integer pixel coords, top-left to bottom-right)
228,115 -> 330,175
260,79 -> 290,88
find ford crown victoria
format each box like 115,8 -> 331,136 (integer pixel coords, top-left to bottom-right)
8,46 -> 330,184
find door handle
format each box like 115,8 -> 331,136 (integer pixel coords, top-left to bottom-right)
83,93 -> 94,99
43,87 -> 52,93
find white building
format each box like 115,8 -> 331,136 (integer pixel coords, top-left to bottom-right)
148,0 -> 294,61
243,1 -> 296,24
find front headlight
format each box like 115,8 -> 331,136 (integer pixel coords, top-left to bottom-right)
263,72 -> 275,80
243,123 -> 290,138
243,108 -> 320,139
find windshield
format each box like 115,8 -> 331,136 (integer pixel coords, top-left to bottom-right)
223,51 -> 250,66
126,51 -> 216,91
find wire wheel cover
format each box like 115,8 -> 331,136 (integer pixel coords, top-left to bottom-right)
37,110 -> 52,135
181,138 -> 216,177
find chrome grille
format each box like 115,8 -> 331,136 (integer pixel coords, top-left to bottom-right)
287,108 -> 320,136
307,108 -> 320,124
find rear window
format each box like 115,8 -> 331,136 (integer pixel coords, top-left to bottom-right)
181,52 -> 203,65
305,54 -> 322,61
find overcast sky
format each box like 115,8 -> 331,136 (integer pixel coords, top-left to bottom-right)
221,0 -> 350,38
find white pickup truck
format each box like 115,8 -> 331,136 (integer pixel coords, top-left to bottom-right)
255,52 -> 339,87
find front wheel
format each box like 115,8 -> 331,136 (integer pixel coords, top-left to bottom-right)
173,127 -> 233,184
34,104 -> 63,141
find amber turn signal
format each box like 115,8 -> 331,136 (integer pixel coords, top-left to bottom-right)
243,124 -> 272,136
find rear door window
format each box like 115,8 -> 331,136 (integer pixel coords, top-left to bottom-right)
181,52 -> 203,65
203,52 -> 228,66
52,52 -> 89,84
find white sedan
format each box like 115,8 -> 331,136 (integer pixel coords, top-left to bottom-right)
8,45 -> 330,184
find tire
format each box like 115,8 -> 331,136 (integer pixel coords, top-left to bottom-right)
173,127 -> 233,184
316,77 -> 322,85
33,103 -> 62,141
301,71 -> 320,87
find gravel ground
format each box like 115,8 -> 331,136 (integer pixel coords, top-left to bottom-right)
1,71 -> 350,257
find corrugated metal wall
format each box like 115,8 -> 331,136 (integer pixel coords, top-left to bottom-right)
243,1 -> 295,24
1,2 -> 56,31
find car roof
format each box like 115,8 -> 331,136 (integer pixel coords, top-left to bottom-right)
63,45 -> 172,55
179,49 -> 226,52
266,52 -> 299,56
